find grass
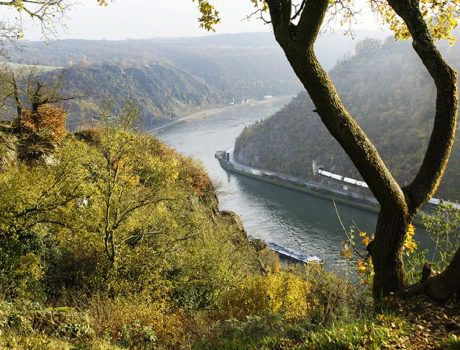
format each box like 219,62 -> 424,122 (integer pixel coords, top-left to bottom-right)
442,336 -> 460,350
195,313 -> 410,350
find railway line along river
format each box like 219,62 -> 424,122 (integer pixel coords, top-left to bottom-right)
155,96 -> 432,267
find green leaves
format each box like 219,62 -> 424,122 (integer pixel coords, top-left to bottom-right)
421,203 -> 460,270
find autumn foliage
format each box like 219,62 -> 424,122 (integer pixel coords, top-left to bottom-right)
16,104 -> 67,143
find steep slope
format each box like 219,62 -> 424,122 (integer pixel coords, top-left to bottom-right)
234,37 -> 460,201
45,63 -> 220,129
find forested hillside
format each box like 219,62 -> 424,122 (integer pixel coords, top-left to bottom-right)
2,34 -> 302,128
6,31 -> 386,69
234,37 -> 460,201
1,32 -> 388,128
45,63 -> 221,129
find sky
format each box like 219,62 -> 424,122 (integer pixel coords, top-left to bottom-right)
9,0 -> 384,41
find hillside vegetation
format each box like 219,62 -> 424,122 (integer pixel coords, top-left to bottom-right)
3,34 -> 303,128
0,100 -> 428,349
2,32 -> 389,129
235,37 -> 460,201
46,63 -> 221,129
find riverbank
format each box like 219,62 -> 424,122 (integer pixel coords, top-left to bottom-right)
149,96 -> 292,134
216,148 -> 381,215
215,148 -> 448,227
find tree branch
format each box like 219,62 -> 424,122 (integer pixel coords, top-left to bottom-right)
295,0 -> 329,48
266,0 -> 292,46
387,0 -> 458,213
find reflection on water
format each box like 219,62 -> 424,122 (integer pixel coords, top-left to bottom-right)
157,97 -> 431,266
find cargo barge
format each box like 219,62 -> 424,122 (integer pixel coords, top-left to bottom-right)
215,148 -> 457,217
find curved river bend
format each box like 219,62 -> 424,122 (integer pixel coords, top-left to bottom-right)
156,97 -> 431,267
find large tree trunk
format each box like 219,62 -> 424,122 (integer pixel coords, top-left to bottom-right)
369,210 -> 412,298
267,0 -> 409,295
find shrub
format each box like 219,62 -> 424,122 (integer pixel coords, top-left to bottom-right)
16,105 -> 67,163
17,105 -> 67,144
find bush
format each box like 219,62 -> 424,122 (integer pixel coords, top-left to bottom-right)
16,105 -> 67,163
0,301 -> 95,348
421,203 -> 460,271
218,269 -> 313,321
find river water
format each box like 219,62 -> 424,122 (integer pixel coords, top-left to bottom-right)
156,97 -> 431,267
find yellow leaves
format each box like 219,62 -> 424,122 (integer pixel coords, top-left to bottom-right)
359,231 -> 372,247
356,257 -> 374,286
266,271 -> 311,319
372,0 -> 460,43
362,236 -> 371,246
220,270 -> 312,321
194,0 -> 271,31
341,243 -> 353,259
342,224 -> 418,287
406,223 -> 415,237
403,223 -> 417,255
356,260 -> 368,274
250,0 -> 268,12
11,0 -> 24,11
341,229 -> 374,285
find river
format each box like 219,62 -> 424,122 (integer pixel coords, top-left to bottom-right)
156,96 -> 432,267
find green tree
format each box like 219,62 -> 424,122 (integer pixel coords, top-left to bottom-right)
423,203 -> 460,271
90,103 -> 177,264
198,0 -> 459,299
0,136 -> 92,299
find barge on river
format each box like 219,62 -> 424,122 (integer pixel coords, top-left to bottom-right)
215,148 -> 458,216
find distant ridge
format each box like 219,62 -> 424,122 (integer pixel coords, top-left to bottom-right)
2,31 -> 390,128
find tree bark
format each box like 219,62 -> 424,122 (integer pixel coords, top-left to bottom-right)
369,210 -> 412,298
11,73 -> 22,120
387,0 -> 458,213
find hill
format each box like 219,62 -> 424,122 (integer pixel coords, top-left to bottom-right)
45,63 -> 221,129
1,32 -> 388,128
6,31 -> 388,69
234,37 -> 460,201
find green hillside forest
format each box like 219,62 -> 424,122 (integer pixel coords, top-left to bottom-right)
2,32 -> 388,130
0,100 -> 429,349
3,34 -> 303,129
234,37 -> 460,201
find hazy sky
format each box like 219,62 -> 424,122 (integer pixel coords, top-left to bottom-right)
12,0 -> 383,41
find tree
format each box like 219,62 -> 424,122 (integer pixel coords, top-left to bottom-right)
88,102 -> 177,265
0,65 -> 72,117
198,0 -> 459,299
0,66 -> 74,161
